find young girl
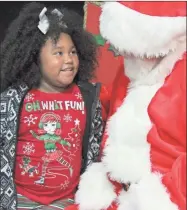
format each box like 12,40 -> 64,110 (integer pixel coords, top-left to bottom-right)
0,2 -> 104,209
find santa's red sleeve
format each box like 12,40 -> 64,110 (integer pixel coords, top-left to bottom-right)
148,55 -> 186,210
100,84 -> 112,123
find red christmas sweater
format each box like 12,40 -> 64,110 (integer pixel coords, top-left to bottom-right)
14,84 -> 86,204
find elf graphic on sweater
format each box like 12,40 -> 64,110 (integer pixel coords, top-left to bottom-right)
29,113 -> 73,185
30,113 -> 71,152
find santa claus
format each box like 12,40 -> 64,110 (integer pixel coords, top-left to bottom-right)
75,2 -> 186,210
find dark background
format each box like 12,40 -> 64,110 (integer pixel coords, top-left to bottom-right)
0,1 -> 85,43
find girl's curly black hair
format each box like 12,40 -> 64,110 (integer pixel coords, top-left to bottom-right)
0,2 -> 98,92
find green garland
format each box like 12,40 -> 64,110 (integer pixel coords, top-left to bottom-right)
94,34 -> 120,57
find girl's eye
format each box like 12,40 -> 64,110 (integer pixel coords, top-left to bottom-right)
44,123 -> 48,126
70,50 -> 77,55
54,52 -> 63,56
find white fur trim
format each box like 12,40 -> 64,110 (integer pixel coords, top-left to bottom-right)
75,162 -> 116,210
124,39 -> 186,84
117,189 -> 137,210
102,140 -> 151,183
102,82 -> 160,183
117,173 -> 178,210
100,2 -> 186,57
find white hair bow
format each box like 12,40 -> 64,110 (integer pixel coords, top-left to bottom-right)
38,7 -> 65,34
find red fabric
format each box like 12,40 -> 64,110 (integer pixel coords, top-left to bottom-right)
118,1 -> 186,17
101,54 -> 186,210
15,84 -> 86,205
100,84 -> 112,123
148,54 -> 186,210
85,2 -> 123,86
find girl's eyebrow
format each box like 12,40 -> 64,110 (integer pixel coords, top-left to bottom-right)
52,45 -> 76,50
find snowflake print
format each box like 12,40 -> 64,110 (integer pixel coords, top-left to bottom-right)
24,114 -> 38,126
75,92 -> 82,100
25,93 -> 35,102
23,142 -> 35,155
63,113 -> 72,122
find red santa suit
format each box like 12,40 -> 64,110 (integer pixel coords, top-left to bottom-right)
75,2 -> 186,210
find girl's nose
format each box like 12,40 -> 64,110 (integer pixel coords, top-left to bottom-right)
63,54 -> 73,64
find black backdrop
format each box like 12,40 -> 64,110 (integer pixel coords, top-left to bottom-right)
0,1 -> 84,43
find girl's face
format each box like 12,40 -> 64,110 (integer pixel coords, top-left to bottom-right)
39,33 -> 79,92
